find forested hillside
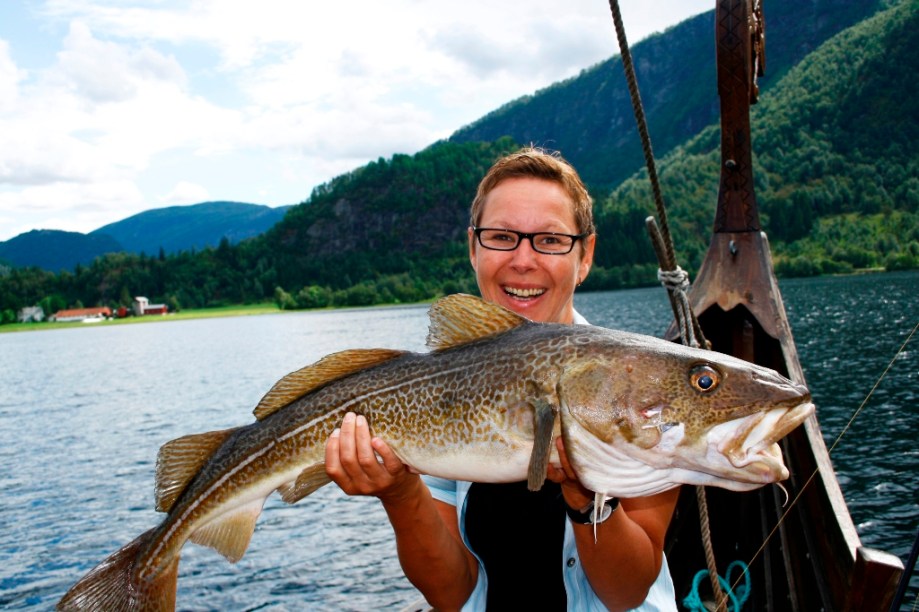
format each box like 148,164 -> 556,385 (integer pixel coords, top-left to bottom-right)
450,0 -> 887,190
91,201 -> 292,257
591,0 -> 918,284
0,230 -> 123,272
1,0 -> 915,321
0,201 -> 293,272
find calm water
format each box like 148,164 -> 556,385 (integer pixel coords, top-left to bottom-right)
0,272 -> 916,610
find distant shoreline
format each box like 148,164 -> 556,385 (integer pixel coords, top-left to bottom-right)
1,268 -> 902,334
1,303 -> 283,334
1,300 -> 437,334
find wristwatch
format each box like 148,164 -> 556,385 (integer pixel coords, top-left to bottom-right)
564,496 -> 620,525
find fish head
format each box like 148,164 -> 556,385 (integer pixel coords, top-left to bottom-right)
557,333 -> 814,498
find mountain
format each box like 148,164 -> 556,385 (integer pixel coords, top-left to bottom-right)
90,201 -> 292,257
592,0 -> 919,278
0,201 -> 292,271
449,0 -> 887,191
0,230 -> 123,273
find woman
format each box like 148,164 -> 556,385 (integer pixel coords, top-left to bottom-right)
325,148 -> 678,611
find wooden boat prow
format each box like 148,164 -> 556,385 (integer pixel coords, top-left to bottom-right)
663,2 -> 904,609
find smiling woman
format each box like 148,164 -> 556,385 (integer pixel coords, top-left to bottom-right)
467,149 -> 596,325
325,147 -> 681,611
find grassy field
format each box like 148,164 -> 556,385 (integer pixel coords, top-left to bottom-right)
1,302 -> 283,334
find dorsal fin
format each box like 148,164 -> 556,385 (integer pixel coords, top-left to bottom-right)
156,428 -> 237,512
253,348 -> 406,420
426,294 -> 528,351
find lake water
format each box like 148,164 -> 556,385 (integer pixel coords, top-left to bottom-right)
1,271 -> 916,610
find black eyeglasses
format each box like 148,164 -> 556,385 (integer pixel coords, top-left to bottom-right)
472,227 -> 588,255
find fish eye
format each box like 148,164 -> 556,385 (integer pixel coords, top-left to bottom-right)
689,365 -> 720,393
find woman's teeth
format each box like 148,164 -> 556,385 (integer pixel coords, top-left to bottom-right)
504,287 -> 545,298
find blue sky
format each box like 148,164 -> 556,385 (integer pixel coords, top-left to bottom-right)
0,1 -> 712,241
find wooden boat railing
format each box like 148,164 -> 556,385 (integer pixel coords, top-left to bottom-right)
660,1 -> 904,609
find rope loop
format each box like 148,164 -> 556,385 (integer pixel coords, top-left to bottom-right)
657,266 -> 700,348
657,266 -> 690,292
683,560 -> 752,612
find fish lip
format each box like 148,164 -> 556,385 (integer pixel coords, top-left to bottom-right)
722,401 -> 815,471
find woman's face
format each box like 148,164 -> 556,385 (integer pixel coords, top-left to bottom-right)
469,177 -> 595,324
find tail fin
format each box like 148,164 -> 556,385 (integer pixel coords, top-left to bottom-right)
57,529 -> 179,611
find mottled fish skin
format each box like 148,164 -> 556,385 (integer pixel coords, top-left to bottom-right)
58,294 -> 812,611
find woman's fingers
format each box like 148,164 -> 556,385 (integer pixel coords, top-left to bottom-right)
354,414 -> 381,471
372,436 -> 407,475
325,412 -> 410,496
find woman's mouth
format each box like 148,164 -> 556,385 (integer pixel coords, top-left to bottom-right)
503,286 -> 546,299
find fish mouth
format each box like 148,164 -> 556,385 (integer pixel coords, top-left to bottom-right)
718,401 -> 815,480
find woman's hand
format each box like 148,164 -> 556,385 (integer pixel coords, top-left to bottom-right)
325,412 -> 420,504
545,436 -> 594,510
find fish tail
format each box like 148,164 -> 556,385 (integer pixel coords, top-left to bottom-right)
57,528 -> 179,612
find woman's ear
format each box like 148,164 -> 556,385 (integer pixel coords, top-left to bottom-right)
578,233 -> 596,283
467,226 -> 478,272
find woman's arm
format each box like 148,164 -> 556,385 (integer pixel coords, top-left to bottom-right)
325,412 -> 479,610
548,438 -> 679,611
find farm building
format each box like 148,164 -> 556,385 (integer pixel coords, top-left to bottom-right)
132,296 -> 168,316
50,307 -> 112,322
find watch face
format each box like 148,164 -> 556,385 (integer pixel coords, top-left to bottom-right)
566,497 -> 619,524
596,502 -> 613,523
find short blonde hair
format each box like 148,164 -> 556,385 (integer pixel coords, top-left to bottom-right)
469,147 -> 595,235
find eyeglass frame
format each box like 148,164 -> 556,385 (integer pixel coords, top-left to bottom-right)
471,226 -> 589,255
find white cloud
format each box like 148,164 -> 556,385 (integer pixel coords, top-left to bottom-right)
160,180 -> 210,205
0,39 -> 25,112
0,179 -> 146,235
0,0 -> 712,241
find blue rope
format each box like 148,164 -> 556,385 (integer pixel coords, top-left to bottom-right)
682,560 -> 751,611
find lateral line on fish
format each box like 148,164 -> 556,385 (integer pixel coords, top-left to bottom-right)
144,362 -> 473,570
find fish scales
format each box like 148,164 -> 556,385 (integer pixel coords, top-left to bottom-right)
137,323 -> 570,579
58,294 -> 813,611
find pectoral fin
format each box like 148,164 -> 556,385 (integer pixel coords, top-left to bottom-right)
277,464 -> 332,504
189,498 -> 265,563
527,399 -> 558,491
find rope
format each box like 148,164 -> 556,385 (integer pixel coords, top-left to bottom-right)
646,217 -> 709,349
694,471 -> 728,611
607,0 -> 676,271
683,560 -> 752,612
657,266 -> 701,349
607,2 -> 722,608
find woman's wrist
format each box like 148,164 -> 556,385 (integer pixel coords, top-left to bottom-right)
558,479 -> 594,509
377,472 -> 425,508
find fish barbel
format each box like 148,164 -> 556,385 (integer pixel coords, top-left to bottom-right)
58,294 -> 813,610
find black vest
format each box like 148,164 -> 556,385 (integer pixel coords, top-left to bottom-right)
465,481 -> 568,609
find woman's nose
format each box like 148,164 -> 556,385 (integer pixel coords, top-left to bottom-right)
508,237 -> 539,269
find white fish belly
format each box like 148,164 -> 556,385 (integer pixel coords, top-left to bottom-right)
402,446 -> 534,483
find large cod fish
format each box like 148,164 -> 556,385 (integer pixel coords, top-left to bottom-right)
59,294 -> 813,610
